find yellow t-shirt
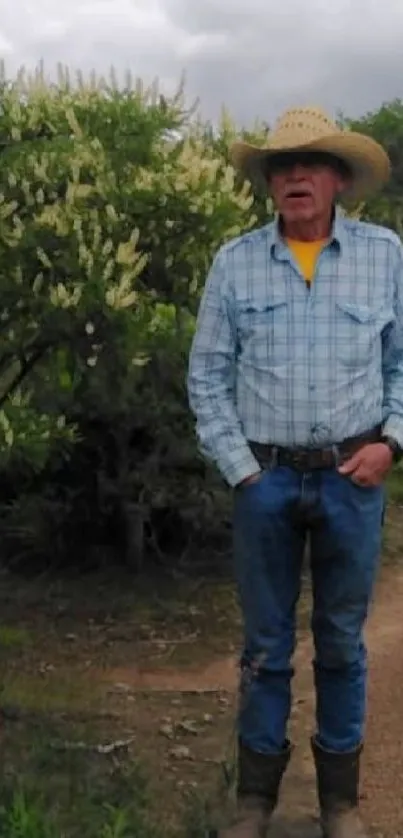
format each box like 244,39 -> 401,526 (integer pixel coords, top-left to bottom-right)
286,239 -> 328,284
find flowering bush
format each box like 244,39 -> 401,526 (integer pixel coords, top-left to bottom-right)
0,64 -> 268,568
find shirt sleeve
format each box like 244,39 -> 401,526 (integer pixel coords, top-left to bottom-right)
382,241 -> 403,447
187,248 -> 260,487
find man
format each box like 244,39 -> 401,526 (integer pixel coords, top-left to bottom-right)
187,106 -> 403,838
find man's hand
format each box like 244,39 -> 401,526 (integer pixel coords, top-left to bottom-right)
337,443 -> 393,487
238,471 -> 262,488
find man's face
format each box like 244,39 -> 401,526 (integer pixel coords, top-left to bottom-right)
267,151 -> 350,228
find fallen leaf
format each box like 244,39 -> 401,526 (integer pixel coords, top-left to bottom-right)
177,720 -> 199,735
169,745 -> 192,760
160,723 -> 175,739
51,737 -> 135,754
111,682 -> 133,694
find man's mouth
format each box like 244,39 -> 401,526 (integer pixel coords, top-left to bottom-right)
286,189 -> 311,199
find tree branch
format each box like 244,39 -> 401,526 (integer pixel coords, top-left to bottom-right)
0,346 -> 49,408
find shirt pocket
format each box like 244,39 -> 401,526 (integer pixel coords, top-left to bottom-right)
335,301 -> 381,368
236,297 -> 289,365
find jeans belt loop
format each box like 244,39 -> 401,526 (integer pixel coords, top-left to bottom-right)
270,446 -> 278,469
331,444 -> 341,467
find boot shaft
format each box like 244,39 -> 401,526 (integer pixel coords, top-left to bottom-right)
311,738 -> 362,810
215,740 -> 291,837
238,739 -> 291,801
311,739 -> 368,838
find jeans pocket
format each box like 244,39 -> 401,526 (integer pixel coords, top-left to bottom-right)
235,464 -> 279,496
236,471 -> 265,494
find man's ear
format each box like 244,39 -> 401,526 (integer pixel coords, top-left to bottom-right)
336,174 -> 352,195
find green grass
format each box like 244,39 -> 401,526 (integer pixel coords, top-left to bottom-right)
0,671 -> 102,714
386,467 -> 403,505
0,718 -> 217,838
0,722 -> 166,838
0,626 -> 31,648
0,792 -> 153,838
0,791 -> 55,838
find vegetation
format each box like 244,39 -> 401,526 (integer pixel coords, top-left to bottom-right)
0,728 -> 167,838
0,62 -> 400,574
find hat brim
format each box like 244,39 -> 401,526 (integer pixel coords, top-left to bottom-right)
230,132 -> 391,204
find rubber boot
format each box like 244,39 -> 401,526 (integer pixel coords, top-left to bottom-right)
217,739 -> 291,838
312,738 -> 369,838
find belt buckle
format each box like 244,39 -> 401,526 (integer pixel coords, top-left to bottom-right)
289,444 -> 339,470
290,448 -> 307,470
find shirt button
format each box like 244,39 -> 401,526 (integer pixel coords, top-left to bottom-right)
309,384 -> 315,391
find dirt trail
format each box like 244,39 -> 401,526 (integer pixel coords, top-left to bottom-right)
360,570 -> 403,837
269,568 -> 403,837
103,567 -> 403,837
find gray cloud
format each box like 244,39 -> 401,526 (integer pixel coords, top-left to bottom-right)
0,0 -> 402,127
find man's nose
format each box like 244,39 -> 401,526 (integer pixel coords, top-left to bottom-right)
288,163 -> 308,178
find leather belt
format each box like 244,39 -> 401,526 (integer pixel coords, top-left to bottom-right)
248,426 -> 382,472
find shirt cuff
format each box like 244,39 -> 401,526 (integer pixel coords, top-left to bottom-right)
220,448 -> 262,488
382,414 -> 403,448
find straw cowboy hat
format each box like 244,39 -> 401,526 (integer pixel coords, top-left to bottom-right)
230,106 -> 390,203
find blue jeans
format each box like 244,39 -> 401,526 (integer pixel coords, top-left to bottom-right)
233,466 -> 385,755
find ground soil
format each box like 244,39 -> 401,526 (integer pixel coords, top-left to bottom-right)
1,520 -> 403,836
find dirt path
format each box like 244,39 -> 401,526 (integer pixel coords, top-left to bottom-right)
360,570 -> 403,837
266,568 -> 403,837
102,567 -> 403,837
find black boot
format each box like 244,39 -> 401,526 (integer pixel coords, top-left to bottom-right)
312,738 -> 368,838
217,739 -> 291,837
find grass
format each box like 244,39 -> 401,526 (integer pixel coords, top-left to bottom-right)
0,792 -> 155,838
0,792 -> 55,838
0,626 -> 31,648
0,733 -> 214,837
0,723 -> 166,838
0,571 -> 239,838
386,467 -> 403,505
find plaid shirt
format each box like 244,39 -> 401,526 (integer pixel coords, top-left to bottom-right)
187,210 -> 403,487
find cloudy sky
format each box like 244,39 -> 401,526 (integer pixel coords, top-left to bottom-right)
0,0 -> 402,127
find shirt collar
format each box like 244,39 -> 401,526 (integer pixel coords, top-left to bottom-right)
268,204 -> 347,259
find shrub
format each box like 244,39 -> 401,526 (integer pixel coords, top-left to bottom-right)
0,64 -> 268,570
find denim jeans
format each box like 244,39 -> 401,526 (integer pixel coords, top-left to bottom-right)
233,465 -> 385,755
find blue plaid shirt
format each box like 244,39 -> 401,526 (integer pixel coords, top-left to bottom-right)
187,211 -> 403,487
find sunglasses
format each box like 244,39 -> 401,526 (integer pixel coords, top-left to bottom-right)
265,151 -> 351,178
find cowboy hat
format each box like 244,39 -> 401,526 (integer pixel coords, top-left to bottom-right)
230,106 -> 390,203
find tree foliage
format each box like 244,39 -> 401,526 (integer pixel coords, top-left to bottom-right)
343,100 -> 403,230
